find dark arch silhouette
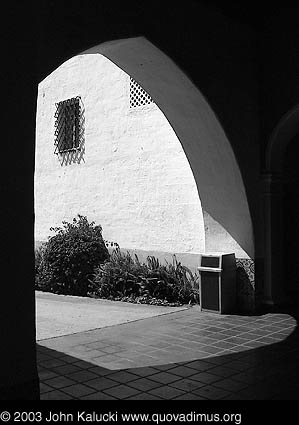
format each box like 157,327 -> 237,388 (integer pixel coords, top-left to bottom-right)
263,103 -> 299,305
266,104 -> 299,173
77,37 -> 254,258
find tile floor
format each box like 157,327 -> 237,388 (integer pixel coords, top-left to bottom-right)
37,306 -> 299,400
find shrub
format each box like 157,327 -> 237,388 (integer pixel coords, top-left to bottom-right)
35,215 -> 109,296
35,245 -> 44,275
90,249 -> 199,304
35,244 -> 54,291
90,249 -> 147,299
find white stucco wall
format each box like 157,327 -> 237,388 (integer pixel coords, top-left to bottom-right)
35,54 -> 205,256
83,38 -> 253,259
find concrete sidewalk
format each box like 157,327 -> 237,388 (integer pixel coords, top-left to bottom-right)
37,303 -> 299,400
36,291 -> 188,340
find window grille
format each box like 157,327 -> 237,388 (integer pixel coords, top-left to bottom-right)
54,96 -> 83,154
130,77 -> 153,108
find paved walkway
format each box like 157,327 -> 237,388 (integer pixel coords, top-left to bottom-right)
36,291 -> 188,340
37,305 -> 299,400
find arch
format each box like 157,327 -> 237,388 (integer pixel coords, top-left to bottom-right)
81,37 -> 254,258
266,103 -> 299,173
263,102 -> 299,305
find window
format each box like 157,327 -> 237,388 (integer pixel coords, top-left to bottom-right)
54,97 -> 82,153
130,77 -> 153,108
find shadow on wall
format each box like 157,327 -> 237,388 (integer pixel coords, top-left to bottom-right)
56,102 -> 86,167
236,257 -> 265,314
83,37 -> 254,259
57,146 -> 86,166
57,144 -> 86,166
203,211 -> 257,313
236,259 -> 255,314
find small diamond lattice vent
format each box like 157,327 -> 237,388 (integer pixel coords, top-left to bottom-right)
130,77 -> 153,108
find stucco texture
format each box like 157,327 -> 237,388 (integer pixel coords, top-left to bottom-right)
35,53 -> 205,256
82,38 -> 253,259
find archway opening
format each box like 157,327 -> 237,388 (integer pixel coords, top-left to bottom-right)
35,37 -> 255,316
265,104 -> 299,306
283,135 -> 299,300
35,37 -> 253,260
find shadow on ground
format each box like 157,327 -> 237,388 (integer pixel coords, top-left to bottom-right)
37,306 -> 299,400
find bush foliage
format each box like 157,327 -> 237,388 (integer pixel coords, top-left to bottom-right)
90,248 -> 199,305
35,215 -> 109,296
35,216 -> 199,305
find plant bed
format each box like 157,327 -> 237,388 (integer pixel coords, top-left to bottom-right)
88,293 -> 188,307
35,217 -> 200,305
90,249 -> 200,305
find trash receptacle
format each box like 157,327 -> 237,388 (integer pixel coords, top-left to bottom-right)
198,252 -> 236,314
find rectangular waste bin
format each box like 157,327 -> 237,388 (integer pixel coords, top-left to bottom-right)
198,252 -> 236,314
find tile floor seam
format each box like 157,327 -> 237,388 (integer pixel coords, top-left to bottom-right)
57,384 -> 97,399
42,379 -> 83,392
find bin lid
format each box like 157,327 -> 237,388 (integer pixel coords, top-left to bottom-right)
199,252 -> 235,257
197,266 -> 222,272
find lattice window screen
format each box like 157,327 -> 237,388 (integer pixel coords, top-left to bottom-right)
130,77 -> 153,108
54,97 -> 83,154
